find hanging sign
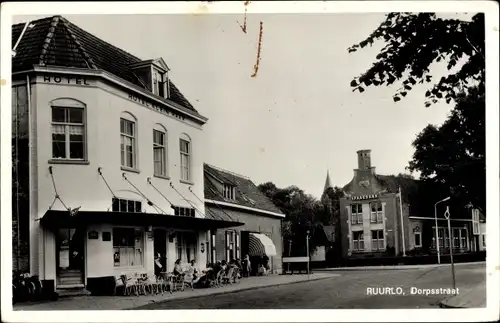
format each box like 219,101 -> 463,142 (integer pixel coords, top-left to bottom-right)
88,231 -> 99,240
444,206 -> 451,220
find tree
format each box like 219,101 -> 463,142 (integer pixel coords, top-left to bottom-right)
258,182 -> 325,255
408,86 -> 485,213
348,12 -> 486,216
348,13 -> 484,106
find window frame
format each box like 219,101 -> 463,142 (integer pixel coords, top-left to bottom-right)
414,231 -> 422,248
371,229 -> 385,251
120,116 -> 138,171
50,105 -> 86,162
179,135 -> 192,183
112,227 -> 144,268
223,184 -> 236,200
153,127 -> 168,178
351,203 -> 363,225
111,198 -> 142,213
352,231 -> 364,251
173,206 -> 196,217
370,201 -> 383,223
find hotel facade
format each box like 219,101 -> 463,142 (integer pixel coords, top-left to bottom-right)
11,16 -> 241,295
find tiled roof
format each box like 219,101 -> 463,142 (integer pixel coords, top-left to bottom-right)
203,164 -> 284,219
12,16 -> 197,113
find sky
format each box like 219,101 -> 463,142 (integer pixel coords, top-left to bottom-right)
13,13 -> 455,198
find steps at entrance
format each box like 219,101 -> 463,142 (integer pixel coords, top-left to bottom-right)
59,277 -> 84,285
56,286 -> 91,298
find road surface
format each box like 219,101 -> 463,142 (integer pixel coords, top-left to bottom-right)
135,263 -> 485,309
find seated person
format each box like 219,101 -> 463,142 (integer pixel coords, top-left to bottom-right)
173,259 -> 184,276
257,264 -> 267,276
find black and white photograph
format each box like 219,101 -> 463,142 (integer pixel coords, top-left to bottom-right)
1,1 -> 499,322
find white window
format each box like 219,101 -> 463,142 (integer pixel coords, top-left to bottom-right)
452,228 -> 460,248
173,206 -> 196,217
371,230 -> 385,251
112,198 -> 142,213
180,135 -> 191,181
370,201 -> 383,223
352,231 -> 364,251
472,209 -> 480,235
153,128 -> 167,177
152,68 -> 168,98
176,232 -> 197,262
113,228 -> 144,267
226,231 -> 235,261
351,204 -> 363,224
51,106 -> 85,160
223,184 -> 236,200
120,117 -> 136,169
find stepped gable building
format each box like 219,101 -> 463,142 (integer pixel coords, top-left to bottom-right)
11,16 -> 242,296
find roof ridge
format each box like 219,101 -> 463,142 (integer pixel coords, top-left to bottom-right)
60,15 -> 143,64
59,17 -> 97,69
38,16 -> 60,66
205,163 -> 251,181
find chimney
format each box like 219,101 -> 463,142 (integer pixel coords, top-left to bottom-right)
356,149 -> 372,170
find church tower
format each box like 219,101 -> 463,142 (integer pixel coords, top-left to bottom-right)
321,170 -> 334,202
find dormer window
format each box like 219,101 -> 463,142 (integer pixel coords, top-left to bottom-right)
129,58 -> 170,99
223,184 -> 236,200
152,68 -> 169,98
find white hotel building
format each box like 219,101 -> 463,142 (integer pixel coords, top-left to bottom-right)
11,16 -> 242,296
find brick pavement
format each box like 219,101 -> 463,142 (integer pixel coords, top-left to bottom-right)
13,273 -> 338,311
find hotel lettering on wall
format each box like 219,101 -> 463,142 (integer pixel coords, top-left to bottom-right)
127,93 -> 186,121
42,74 -> 90,85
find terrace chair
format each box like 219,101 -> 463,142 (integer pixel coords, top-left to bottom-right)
159,272 -> 173,294
215,268 -> 225,287
124,275 -> 139,296
171,272 -> 185,292
222,267 -> 235,285
231,267 -> 241,284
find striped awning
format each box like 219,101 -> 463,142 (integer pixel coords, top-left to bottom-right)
248,233 -> 277,256
351,194 -> 379,201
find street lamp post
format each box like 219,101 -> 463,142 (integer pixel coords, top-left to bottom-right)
306,230 -> 310,279
444,206 -> 456,289
434,196 -> 451,264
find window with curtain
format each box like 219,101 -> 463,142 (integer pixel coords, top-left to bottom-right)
113,228 -> 143,267
153,128 -> 167,176
51,106 -> 85,160
351,204 -> 363,224
371,230 -> 384,251
120,117 -> 136,169
180,136 -> 191,181
352,231 -> 364,251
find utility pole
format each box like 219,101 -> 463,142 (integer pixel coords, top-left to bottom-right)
306,230 -> 310,279
444,206 -> 456,289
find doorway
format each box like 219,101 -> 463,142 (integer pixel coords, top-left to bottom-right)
56,228 -> 84,286
153,229 -> 167,275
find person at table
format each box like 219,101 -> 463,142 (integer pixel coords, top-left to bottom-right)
154,253 -> 163,277
174,259 -> 183,276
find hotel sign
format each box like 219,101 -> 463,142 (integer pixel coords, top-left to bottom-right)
41,73 -> 187,122
43,75 -> 90,86
127,93 -> 186,121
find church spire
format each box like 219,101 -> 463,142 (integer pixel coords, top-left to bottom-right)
323,170 -> 333,192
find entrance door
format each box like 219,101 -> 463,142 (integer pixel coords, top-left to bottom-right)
153,229 -> 167,275
56,228 -> 84,286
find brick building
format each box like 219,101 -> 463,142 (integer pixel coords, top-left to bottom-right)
339,149 -> 485,261
203,164 -> 284,274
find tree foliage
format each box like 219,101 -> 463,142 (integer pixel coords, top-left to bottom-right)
408,86 -> 485,213
258,182 -> 344,255
348,13 -> 484,106
349,12 -> 486,216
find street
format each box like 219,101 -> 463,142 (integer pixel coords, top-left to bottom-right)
135,263 -> 485,309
